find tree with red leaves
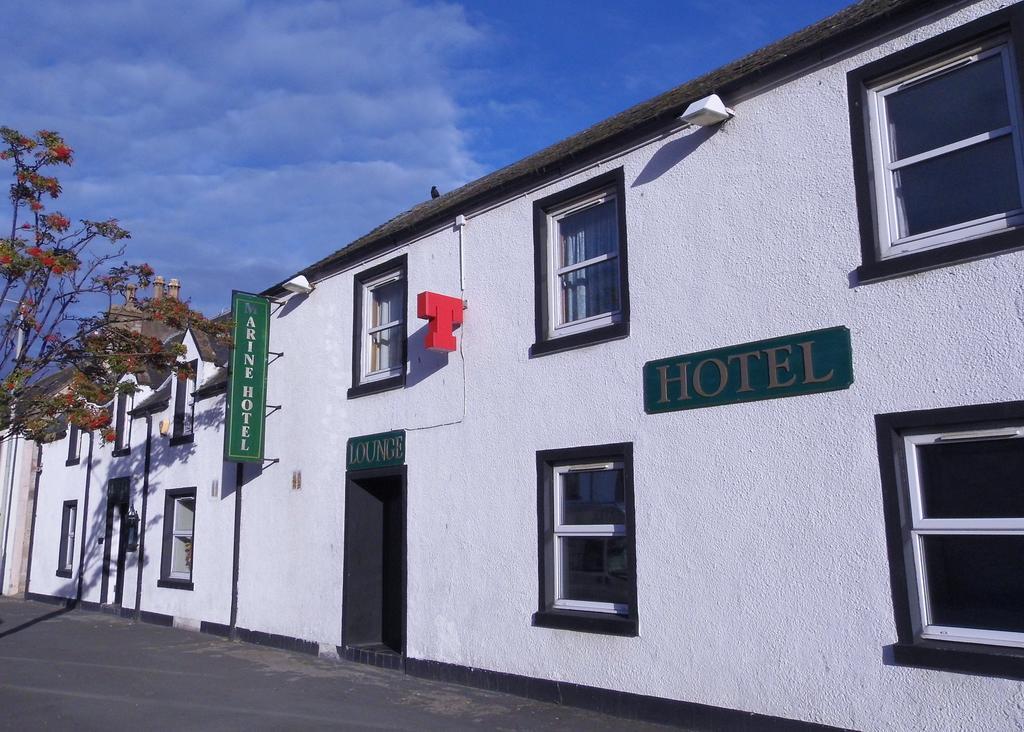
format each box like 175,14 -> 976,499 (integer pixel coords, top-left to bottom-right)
0,127 -> 229,442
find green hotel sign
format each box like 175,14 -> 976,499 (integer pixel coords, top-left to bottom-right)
347,430 -> 406,471
225,292 -> 270,462
644,326 -> 853,414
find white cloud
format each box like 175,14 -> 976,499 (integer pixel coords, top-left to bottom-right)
0,0 -> 488,313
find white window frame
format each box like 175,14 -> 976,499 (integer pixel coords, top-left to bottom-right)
67,424 -> 81,463
903,425 -> 1024,648
113,388 -> 134,451
360,269 -> 405,383
867,36 -> 1024,259
551,460 -> 628,615
545,189 -> 622,339
59,501 -> 77,573
168,495 -> 195,581
172,361 -> 197,439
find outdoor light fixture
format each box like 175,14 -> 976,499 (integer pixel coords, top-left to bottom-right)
125,505 -> 140,552
282,274 -> 314,295
680,94 -> 735,126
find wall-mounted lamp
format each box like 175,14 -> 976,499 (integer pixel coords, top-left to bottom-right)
680,94 -> 735,127
125,505 -> 140,552
159,418 -> 171,436
282,275 -> 315,295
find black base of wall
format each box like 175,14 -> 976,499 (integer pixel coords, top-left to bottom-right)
24,592 -> 174,627
200,621 -> 232,639
404,658 -> 844,732
233,626 -> 319,656
25,591 -> 74,607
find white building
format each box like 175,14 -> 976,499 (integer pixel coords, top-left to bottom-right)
23,1 -> 1024,728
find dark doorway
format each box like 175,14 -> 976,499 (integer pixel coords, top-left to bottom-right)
101,477 -> 130,606
342,468 -> 405,658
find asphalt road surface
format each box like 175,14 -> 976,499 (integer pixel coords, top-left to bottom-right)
0,596 -> 671,731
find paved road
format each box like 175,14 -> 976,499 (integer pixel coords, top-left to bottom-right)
0,597 -> 670,731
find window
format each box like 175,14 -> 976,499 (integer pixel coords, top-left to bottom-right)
348,255 -> 407,398
66,424 -> 80,466
56,500 -> 77,578
534,443 -> 638,636
171,360 -> 196,445
159,488 -> 196,589
876,400 -> 1024,679
531,168 -> 629,357
112,391 -> 131,456
849,6 -> 1024,282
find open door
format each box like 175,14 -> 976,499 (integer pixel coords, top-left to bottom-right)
342,468 -> 405,662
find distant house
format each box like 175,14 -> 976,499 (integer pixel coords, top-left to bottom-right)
21,1 -> 1024,729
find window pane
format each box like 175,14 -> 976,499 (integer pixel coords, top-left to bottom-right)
369,325 -> 402,373
171,536 -> 193,575
174,498 -> 194,533
894,135 -> 1020,237
559,537 -> 629,605
559,199 -> 618,266
918,438 -> 1024,518
886,53 -> 1011,160
560,259 -> 619,323
371,280 -> 403,327
561,469 -> 625,525
922,534 -> 1024,634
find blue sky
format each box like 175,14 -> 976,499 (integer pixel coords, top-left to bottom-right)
4,0 -> 848,314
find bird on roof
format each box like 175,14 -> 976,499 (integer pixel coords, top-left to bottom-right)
430,186 -> 440,199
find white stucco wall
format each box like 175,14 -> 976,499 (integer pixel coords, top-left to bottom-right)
23,2 -> 1024,729
234,2 -> 1024,729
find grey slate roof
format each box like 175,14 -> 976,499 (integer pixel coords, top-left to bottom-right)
264,0 -> 956,293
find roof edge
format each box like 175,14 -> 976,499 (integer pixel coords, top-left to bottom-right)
263,0 -> 963,295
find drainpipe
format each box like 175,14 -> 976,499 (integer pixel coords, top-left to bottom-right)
134,414 -> 153,620
455,214 -> 467,293
22,442 -> 42,597
0,432 -> 19,593
75,431 -> 94,605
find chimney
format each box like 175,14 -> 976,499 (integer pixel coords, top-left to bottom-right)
153,276 -> 165,301
124,284 -> 137,304
167,278 -> 181,301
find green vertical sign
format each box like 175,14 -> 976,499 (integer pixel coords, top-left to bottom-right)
225,292 -> 270,462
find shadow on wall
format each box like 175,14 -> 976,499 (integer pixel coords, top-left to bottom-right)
405,322 -> 455,389
632,125 -> 720,188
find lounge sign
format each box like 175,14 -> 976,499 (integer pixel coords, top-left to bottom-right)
224,292 -> 270,462
347,430 -> 406,471
643,326 -> 853,414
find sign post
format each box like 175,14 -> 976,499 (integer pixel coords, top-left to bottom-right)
224,292 -> 270,462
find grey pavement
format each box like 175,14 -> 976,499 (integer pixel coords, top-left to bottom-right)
0,597 -> 671,731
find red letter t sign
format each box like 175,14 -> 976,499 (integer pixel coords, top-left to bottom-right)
417,291 -> 464,352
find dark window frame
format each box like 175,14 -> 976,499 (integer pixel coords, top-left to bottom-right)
158,487 -> 196,590
56,499 -> 77,578
533,442 -> 638,636
347,254 -> 408,399
170,360 -> 197,446
849,4 -> 1024,284
530,168 -> 630,358
875,399 -> 1024,680
66,424 -> 80,466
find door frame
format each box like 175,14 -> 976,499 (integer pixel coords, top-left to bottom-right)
101,477 -> 130,606
340,465 -> 407,659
